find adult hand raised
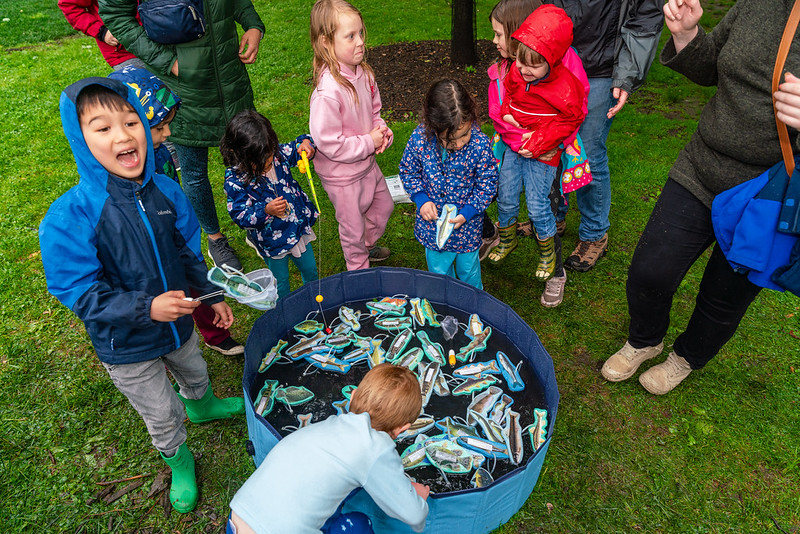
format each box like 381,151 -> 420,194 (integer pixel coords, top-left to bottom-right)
664,0 -> 703,53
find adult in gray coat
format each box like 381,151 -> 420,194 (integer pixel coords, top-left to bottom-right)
601,0 -> 800,394
546,0 -> 664,271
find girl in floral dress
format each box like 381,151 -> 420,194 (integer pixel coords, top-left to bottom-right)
221,110 -> 319,298
399,80 -> 498,289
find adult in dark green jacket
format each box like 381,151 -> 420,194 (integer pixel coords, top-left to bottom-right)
99,0 -> 266,270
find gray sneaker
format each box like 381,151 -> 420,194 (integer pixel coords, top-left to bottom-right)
207,235 -> 243,271
601,341 -> 664,382
639,351 -> 692,395
540,273 -> 566,307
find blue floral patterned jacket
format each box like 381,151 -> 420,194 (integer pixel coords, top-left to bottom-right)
399,124 -> 498,253
224,135 -> 319,258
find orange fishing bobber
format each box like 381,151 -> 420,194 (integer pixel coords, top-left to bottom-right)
448,349 -> 456,366
315,294 -> 323,303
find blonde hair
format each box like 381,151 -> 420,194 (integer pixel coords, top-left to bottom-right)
349,363 -> 422,433
515,42 -> 546,67
310,0 -> 375,103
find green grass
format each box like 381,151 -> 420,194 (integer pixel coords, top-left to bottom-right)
0,0 -> 75,49
1,0 -> 799,532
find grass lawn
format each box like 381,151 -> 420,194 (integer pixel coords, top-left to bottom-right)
1,0 -> 798,532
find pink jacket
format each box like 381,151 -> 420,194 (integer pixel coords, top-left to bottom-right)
488,50 -> 589,154
309,64 -> 391,186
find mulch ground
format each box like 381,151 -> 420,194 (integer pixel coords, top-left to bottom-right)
370,39 -> 498,123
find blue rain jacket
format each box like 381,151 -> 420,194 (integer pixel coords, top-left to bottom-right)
39,77 -> 221,365
712,158 -> 800,296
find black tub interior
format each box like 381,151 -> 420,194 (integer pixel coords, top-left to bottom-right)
250,298 -> 548,494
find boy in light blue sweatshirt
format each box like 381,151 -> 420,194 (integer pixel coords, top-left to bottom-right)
229,363 -> 430,534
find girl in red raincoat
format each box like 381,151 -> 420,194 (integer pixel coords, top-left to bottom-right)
499,4 -> 585,281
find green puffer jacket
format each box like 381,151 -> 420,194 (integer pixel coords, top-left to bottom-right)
99,0 -> 265,147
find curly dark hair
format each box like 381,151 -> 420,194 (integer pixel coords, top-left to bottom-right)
422,79 -> 478,144
219,110 -> 279,186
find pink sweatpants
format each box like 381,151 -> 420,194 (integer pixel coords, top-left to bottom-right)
323,165 -> 394,271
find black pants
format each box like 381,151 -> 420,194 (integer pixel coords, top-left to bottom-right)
626,179 -> 762,369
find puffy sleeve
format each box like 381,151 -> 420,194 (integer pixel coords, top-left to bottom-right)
98,0 -> 177,75
232,0 -> 266,33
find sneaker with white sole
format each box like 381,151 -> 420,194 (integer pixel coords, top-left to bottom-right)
639,351 -> 692,395
207,235 -> 242,271
540,273 -> 566,307
601,341 -> 664,382
206,337 -> 245,356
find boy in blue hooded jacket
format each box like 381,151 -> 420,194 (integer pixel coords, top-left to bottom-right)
39,77 -> 244,513
108,65 -> 246,356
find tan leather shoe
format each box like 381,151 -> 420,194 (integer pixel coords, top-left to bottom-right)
601,341 -> 664,382
639,351 -> 692,395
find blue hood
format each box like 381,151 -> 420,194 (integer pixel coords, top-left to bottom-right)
60,76 -> 156,191
107,66 -> 182,129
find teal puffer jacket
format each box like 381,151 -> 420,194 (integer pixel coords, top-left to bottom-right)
99,0 -> 265,147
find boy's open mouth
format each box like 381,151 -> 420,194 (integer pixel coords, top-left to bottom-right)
117,149 -> 140,168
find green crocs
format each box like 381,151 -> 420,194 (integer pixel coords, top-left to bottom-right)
175,383 -> 244,424
160,443 -> 197,513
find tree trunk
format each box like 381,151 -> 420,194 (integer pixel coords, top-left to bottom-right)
451,0 -> 477,66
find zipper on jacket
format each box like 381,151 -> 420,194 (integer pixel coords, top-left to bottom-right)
134,190 -> 181,349
188,5 -> 206,34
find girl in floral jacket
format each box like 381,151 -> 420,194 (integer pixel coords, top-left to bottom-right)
399,80 -> 498,289
221,110 -> 318,298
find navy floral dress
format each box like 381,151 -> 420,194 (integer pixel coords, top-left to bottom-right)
224,135 -> 319,258
399,124 -> 498,253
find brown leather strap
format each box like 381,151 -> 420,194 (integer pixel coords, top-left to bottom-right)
773,0 -> 800,175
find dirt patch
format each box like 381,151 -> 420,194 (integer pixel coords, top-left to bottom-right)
370,39 -> 498,123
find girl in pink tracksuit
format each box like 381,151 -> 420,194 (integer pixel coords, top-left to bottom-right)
309,0 -> 394,271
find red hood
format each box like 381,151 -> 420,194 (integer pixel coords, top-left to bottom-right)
511,5 -> 573,69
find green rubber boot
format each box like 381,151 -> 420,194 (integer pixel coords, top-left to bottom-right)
535,235 -> 556,281
487,223 -> 518,263
175,383 -> 244,424
160,443 -> 197,513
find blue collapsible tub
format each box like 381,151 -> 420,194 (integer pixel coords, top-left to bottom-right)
242,267 -> 559,534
